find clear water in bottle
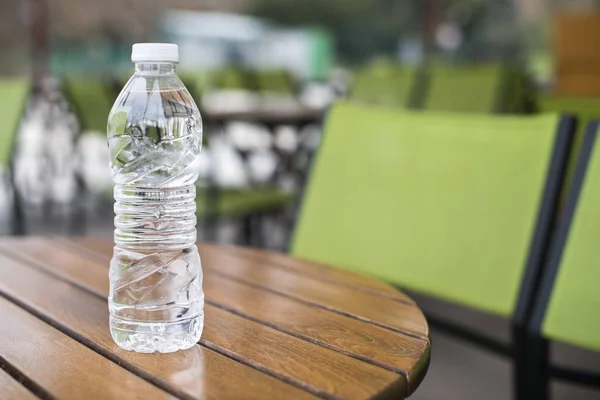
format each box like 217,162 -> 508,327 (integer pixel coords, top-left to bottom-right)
107,43 -> 204,353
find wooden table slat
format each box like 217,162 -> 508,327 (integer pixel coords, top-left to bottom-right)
0,368 -> 38,400
0,252 -> 319,400
0,296 -> 174,400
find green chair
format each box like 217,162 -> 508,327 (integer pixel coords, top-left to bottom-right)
350,63 -> 419,108
0,77 -> 30,234
538,96 -> 600,193
0,78 -> 30,168
292,101 -> 572,316
197,185 -> 294,245
216,67 -> 256,91
197,187 -> 293,218
423,64 -> 515,113
291,101 -> 574,391
526,121 -> 600,398
165,69 -> 294,244
192,67 -> 297,243
63,77 -> 115,133
255,69 -> 295,95
178,71 -> 218,105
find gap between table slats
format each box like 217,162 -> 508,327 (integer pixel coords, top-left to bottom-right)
0,355 -> 47,400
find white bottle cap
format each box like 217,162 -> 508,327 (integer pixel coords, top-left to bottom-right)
131,43 -> 179,63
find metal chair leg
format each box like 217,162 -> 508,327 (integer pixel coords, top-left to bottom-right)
516,330 -> 550,400
11,188 -> 26,236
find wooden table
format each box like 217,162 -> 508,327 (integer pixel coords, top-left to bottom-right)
0,237 -> 430,400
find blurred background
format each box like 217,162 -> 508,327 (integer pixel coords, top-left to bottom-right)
1,0 -> 599,244
2,1 -> 600,399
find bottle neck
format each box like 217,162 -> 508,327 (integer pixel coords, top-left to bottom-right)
134,62 -> 176,75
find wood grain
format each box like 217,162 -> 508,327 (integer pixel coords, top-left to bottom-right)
219,244 -> 414,303
203,306 -> 405,400
202,273 -> 428,383
0,237 -> 108,297
0,368 -> 37,400
62,238 -> 428,338
66,237 -> 413,303
0,296 -> 174,400
64,236 -> 114,257
199,245 -> 429,338
0,253 -> 318,400
15,237 -> 431,398
1,239 -> 409,399
63,236 -> 430,396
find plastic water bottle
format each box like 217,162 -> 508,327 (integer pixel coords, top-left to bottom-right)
107,43 -> 204,353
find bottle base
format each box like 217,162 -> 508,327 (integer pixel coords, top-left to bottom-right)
110,314 -> 203,353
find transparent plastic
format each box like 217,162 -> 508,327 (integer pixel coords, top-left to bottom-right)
107,61 -> 204,353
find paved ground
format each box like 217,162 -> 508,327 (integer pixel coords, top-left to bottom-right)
410,294 -> 600,400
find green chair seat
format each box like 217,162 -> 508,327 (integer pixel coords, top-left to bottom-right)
196,187 -> 293,218
292,101 -> 569,317
0,77 -> 29,166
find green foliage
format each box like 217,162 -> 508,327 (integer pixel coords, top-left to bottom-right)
250,0 -> 419,62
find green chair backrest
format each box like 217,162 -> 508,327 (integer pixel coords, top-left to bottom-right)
538,96 -> 600,190
0,77 -> 30,166
350,64 -> 417,108
64,77 -> 114,133
540,123 -> 600,351
292,101 -> 568,317
423,64 -> 508,113
217,67 -> 255,91
256,69 -> 295,95
178,70 -> 219,105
